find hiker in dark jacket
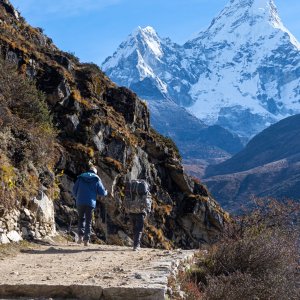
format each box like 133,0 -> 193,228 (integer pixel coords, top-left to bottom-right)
72,166 -> 107,246
124,180 -> 152,251
130,200 -> 151,251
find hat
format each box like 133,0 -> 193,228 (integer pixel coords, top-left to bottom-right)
90,166 -> 98,174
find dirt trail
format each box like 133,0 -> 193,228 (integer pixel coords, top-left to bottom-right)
0,242 -> 195,300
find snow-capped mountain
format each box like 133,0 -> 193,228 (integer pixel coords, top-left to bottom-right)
103,26 -> 195,106
186,0 -> 300,137
103,26 -> 243,159
102,0 -> 300,144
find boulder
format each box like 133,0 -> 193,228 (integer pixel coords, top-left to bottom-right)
117,230 -> 133,246
33,191 -> 56,236
6,230 -> 22,242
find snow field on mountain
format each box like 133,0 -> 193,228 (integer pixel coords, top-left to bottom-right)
102,0 -> 300,140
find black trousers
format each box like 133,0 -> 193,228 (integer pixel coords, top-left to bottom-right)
77,205 -> 94,241
130,213 -> 145,248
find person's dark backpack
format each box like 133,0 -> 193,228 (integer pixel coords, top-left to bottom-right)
124,179 -> 152,214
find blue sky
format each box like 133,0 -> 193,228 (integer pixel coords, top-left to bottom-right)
9,0 -> 300,65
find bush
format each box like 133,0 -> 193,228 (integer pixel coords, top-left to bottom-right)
0,154 -> 17,209
0,57 -> 56,166
0,58 -> 53,127
184,199 -> 300,300
0,57 -> 56,209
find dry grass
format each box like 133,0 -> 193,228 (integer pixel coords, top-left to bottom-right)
103,156 -> 123,172
0,240 -> 36,260
146,224 -> 173,250
181,198 -> 300,300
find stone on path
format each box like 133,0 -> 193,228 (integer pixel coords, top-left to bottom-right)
0,243 -> 195,300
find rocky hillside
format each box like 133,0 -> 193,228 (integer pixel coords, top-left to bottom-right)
203,114 -> 300,212
0,0 -> 228,248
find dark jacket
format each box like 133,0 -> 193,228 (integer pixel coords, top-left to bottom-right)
72,171 -> 107,208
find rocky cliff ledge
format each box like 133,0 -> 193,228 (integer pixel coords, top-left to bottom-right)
0,0 -> 228,248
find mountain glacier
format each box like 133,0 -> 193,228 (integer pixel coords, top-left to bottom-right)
102,0 -> 300,144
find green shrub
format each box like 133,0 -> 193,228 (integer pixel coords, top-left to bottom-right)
0,57 -> 56,165
0,58 -> 53,128
0,57 -> 56,209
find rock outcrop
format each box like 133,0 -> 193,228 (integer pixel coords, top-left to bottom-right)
0,0 -> 228,248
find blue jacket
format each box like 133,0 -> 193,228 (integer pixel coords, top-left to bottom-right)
72,171 -> 107,208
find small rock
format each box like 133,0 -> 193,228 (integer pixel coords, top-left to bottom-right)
23,208 -> 31,217
39,230 -> 47,236
84,258 -> 93,262
35,230 -> 41,239
10,271 -> 19,276
12,214 -> 18,222
84,256 -> 95,262
134,273 -> 142,279
28,230 -> 36,237
103,275 -> 114,280
113,267 -> 125,272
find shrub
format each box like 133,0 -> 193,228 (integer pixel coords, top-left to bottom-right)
0,57 -> 56,166
0,154 -> 17,209
0,57 -> 56,209
183,198 -> 299,300
0,58 -> 53,127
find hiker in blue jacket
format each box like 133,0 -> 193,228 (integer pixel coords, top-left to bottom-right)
72,166 -> 107,246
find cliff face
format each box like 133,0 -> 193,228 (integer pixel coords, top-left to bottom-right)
0,0 -> 228,248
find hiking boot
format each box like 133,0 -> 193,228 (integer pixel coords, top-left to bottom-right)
77,235 -> 83,244
133,246 -> 141,251
84,240 -> 89,247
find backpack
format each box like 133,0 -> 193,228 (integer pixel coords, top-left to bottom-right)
124,180 -> 152,214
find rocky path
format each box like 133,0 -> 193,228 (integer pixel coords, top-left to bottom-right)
0,242 -> 195,300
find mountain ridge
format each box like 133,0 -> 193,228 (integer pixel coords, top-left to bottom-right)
203,114 -> 300,211
102,24 -> 244,160
102,0 -> 300,142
